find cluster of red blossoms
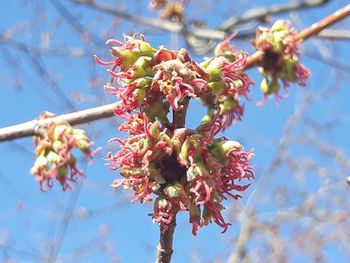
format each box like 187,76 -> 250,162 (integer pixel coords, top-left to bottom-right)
31,112 -> 98,191
252,20 -> 310,104
96,34 -> 255,235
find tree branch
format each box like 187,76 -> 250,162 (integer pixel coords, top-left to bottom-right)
0,103 -> 115,142
156,215 -> 176,263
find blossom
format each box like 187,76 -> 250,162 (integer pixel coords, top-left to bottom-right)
200,40 -> 254,131
30,112 -> 98,191
108,113 -> 173,203
97,35 -> 256,235
96,36 -> 208,118
252,20 -> 310,104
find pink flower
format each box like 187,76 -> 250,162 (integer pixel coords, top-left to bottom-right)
253,20 -> 310,102
30,113 -> 98,191
108,114 -> 173,203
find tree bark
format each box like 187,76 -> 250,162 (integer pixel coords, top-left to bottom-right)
156,215 -> 177,263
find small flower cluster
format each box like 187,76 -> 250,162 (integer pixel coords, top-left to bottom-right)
199,35 -> 253,130
95,35 -> 215,124
30,112 -> 97,191
97,35 -> 255,234
252,20 -> 311,104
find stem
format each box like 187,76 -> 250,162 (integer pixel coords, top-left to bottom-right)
246,4 -> 350,68
156,215 -> 177,263
172,98 -> 190,129
155,98 -> 190,263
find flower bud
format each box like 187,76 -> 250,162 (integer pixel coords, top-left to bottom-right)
186,162 -> 209,181
219,98 -> 238,114
131,56 -> 152,79
111,47 -> 138,71
164,182 -> 183,198
154,197 -> 169,210
133,88 -> 147,103
208,80 -> 226,96
282,58 -> 297,82
270,20 -> 287,32
30,156 -> 48,174
58,164 -> 68,177
53,125 -> 67,140
206,58 -> 223,81
221,140 -> 243,155
52,140 -> 63,151
260,78 -> 279,95
77,139 -> 91,151
47,151 -> 61,163
209,139 -> 242,163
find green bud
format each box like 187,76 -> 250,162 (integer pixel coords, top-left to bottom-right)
131,56 -> 152,79
58,165 -> 68,176
136,39 -> 157,57
77,140 -> 90,151
53,125 -> 67,140
208,80 -> 226,96
164,182 -> 183,198
133,88 -> 146,103
260,78 -> 279,94
149,122 -> 160,138
219,98 -> 237,114
206,58 -> 223,81
47,151 -> 61,163
186,162 -> 209,181
154,197 -> 169,210
271,20 -> 286,32
112,47 -> 138,71
283,58 -> 297,82
180,137 -> 191,161
31,156 -> 48,173
222,140 -> 242,155
52,140 -> 63,152
134,77 -> 150,89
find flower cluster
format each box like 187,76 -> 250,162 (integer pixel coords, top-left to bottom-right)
252,20 -> 311,104
30,112 -> 98,191
96,34 -> 253,130
97,35 -> 255,235
199,36 -> 254,130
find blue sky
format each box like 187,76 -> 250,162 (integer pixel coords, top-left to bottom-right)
1,0 -> 350,262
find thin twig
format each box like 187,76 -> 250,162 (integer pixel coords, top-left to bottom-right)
73,0 -> 328,43
187,0 -> 329,54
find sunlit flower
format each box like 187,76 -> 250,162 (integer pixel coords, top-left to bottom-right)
30,112 -> 98,191
253,20 -> 310,104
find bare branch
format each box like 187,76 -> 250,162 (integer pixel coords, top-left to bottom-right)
73,0 -> 328,44
219,0 -> 329,31
0,103 -> 115,142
